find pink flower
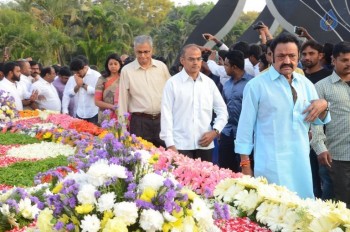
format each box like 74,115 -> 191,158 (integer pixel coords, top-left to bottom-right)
215,218 -> 271,232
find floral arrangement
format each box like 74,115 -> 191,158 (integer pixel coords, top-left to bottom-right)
151,147 -> 242,197
32,131 -> 221,232
0,90 -> 17,128
214,176 -> 350,232
5,141 -> 76,159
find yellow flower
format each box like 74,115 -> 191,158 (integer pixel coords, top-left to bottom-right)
101,210 -> 114,228
185,209 -> 193,217
37,208 -> 54,232
85,144 -> 93,153
181,188 -> 197,201
59,214 -> 70,224
98,130 -> 109,139
140,187 -> 157,202
149,153 -> 160,164
102,217 -> 128,232
75,204 -> 94,214
43,132 -> 52,139
172,208 -> 184,218
162,222 -> 172,232
52,183 -> 63,194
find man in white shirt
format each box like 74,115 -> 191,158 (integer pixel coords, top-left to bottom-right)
31,66 -> 61,112
0,62 -> 25,110
17,60 -> 33,93
63,57 -> 100,124
160,44 -> 228,162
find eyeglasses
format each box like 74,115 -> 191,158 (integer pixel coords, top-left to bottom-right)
275,54 -> 298,61
136,50 -> 151,55
186,57 -> 203,62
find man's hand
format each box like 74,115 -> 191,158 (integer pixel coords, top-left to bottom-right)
74,75 -> 83,87
241,165 -> 253,176
303,99 -> 328,122
167,146 -> 178,153
199,130 -> 217,147
208,50 -> 216,61
29,90 -> 39,102
318,151 -> 332,167
297,27 -> 314,40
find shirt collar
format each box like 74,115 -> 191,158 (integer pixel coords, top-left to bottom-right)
133,59 -> 158,70
330,71 -> 341,83
269,65 -> 302,82
2,77 -> 16,87
180,69 -> 203,82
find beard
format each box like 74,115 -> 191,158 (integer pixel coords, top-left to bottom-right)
301,60 -> 317,69
12,74 -> 20,82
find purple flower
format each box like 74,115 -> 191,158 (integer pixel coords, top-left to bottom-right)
54,221 -> 64,230
66,223 -> 75,231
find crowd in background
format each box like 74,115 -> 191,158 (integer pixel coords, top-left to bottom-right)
0,23 -> 349,209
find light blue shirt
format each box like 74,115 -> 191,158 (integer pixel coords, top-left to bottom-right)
235,66 -> 330,198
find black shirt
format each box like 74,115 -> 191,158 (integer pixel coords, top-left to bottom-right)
304,68 -> 333,84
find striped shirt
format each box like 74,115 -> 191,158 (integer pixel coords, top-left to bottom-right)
311,71 -> 350,161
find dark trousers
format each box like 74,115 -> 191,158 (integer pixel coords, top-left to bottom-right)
309,148 -> 322,198
130,114 -> 165,148
178,149 -> 213,162
329,160 -> 350,208
77,114 -> 98,125
218,133 -> 241,173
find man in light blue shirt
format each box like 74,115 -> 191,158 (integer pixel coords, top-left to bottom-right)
235,34 -> 330,198
160,44 -> 228,162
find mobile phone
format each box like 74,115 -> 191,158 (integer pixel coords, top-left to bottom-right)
294,26 -> 302,35
202,34 -> 210,40
3,47 -> 10,56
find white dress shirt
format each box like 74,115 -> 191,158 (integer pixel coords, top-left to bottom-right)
30,78 -> 61,111
253,63 -> 260,76
160,69 -> 228,150
62,68 -> 100,118
0,78 -> 24,110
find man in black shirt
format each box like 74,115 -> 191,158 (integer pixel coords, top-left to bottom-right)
301,40 -> 333,200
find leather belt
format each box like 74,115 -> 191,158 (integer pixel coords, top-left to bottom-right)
132,112 -> 161,120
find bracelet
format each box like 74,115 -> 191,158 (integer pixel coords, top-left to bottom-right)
240,159 -> 250,167
213,129 -> 220,136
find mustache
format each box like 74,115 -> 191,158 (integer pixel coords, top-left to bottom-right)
280,63 -> 294,69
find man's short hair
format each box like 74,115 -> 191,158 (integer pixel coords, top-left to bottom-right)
332,41 -> 350,58
134,35 -> 153,48
58,66 -> 72,77
70,58 -> 85,72
180,44 -> 200,57
301,40 -> 323,53
230,41 -> 250,58
41,66 -> 53,77
226,50 -> 245,70
270,33 -> 300,54
249,44 -> 263,60
3,61 -> 19,76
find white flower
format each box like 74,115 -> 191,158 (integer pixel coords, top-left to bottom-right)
77,184 -> 97,205
131,149 -> 151,164
162,211 -> 177,223
64,171 -> 90,186
138,173 -> 165,192
6,142 -> 75,159
80,214 -> 100,232
191,197 -> 216,231
113,202 -> 139,225
0,204 -> 10,216
234,189 -> 262,215
108,164 -> 127,179
97,192 -> 116,212
139,209 -> 164,232
87,159 -> 127,187
18,198 -> 39,219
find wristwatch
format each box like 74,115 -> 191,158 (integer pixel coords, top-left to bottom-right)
213,129 -> 220,136
82,83 -> 87,88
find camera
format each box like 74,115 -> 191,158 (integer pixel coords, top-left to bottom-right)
201,50 -> 212,62
202,34 -> 210,40
252,21 -> 264,30
294,26 -> 303,35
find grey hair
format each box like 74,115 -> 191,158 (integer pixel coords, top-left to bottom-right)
134,35 -> 153,48
180,44 -> 200,57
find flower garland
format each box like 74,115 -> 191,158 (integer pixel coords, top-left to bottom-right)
0,90 -> 18,129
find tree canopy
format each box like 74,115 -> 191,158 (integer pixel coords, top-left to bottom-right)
0,0 -> 259,68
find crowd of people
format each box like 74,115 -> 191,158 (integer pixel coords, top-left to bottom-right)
0,24 -> 349,208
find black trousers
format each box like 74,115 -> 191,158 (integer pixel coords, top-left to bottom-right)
77,114 -> 98,125
329,160 -> 350,208
218,133 -> 241,173
178,149 -> 213,162
130,114 -> 165,148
